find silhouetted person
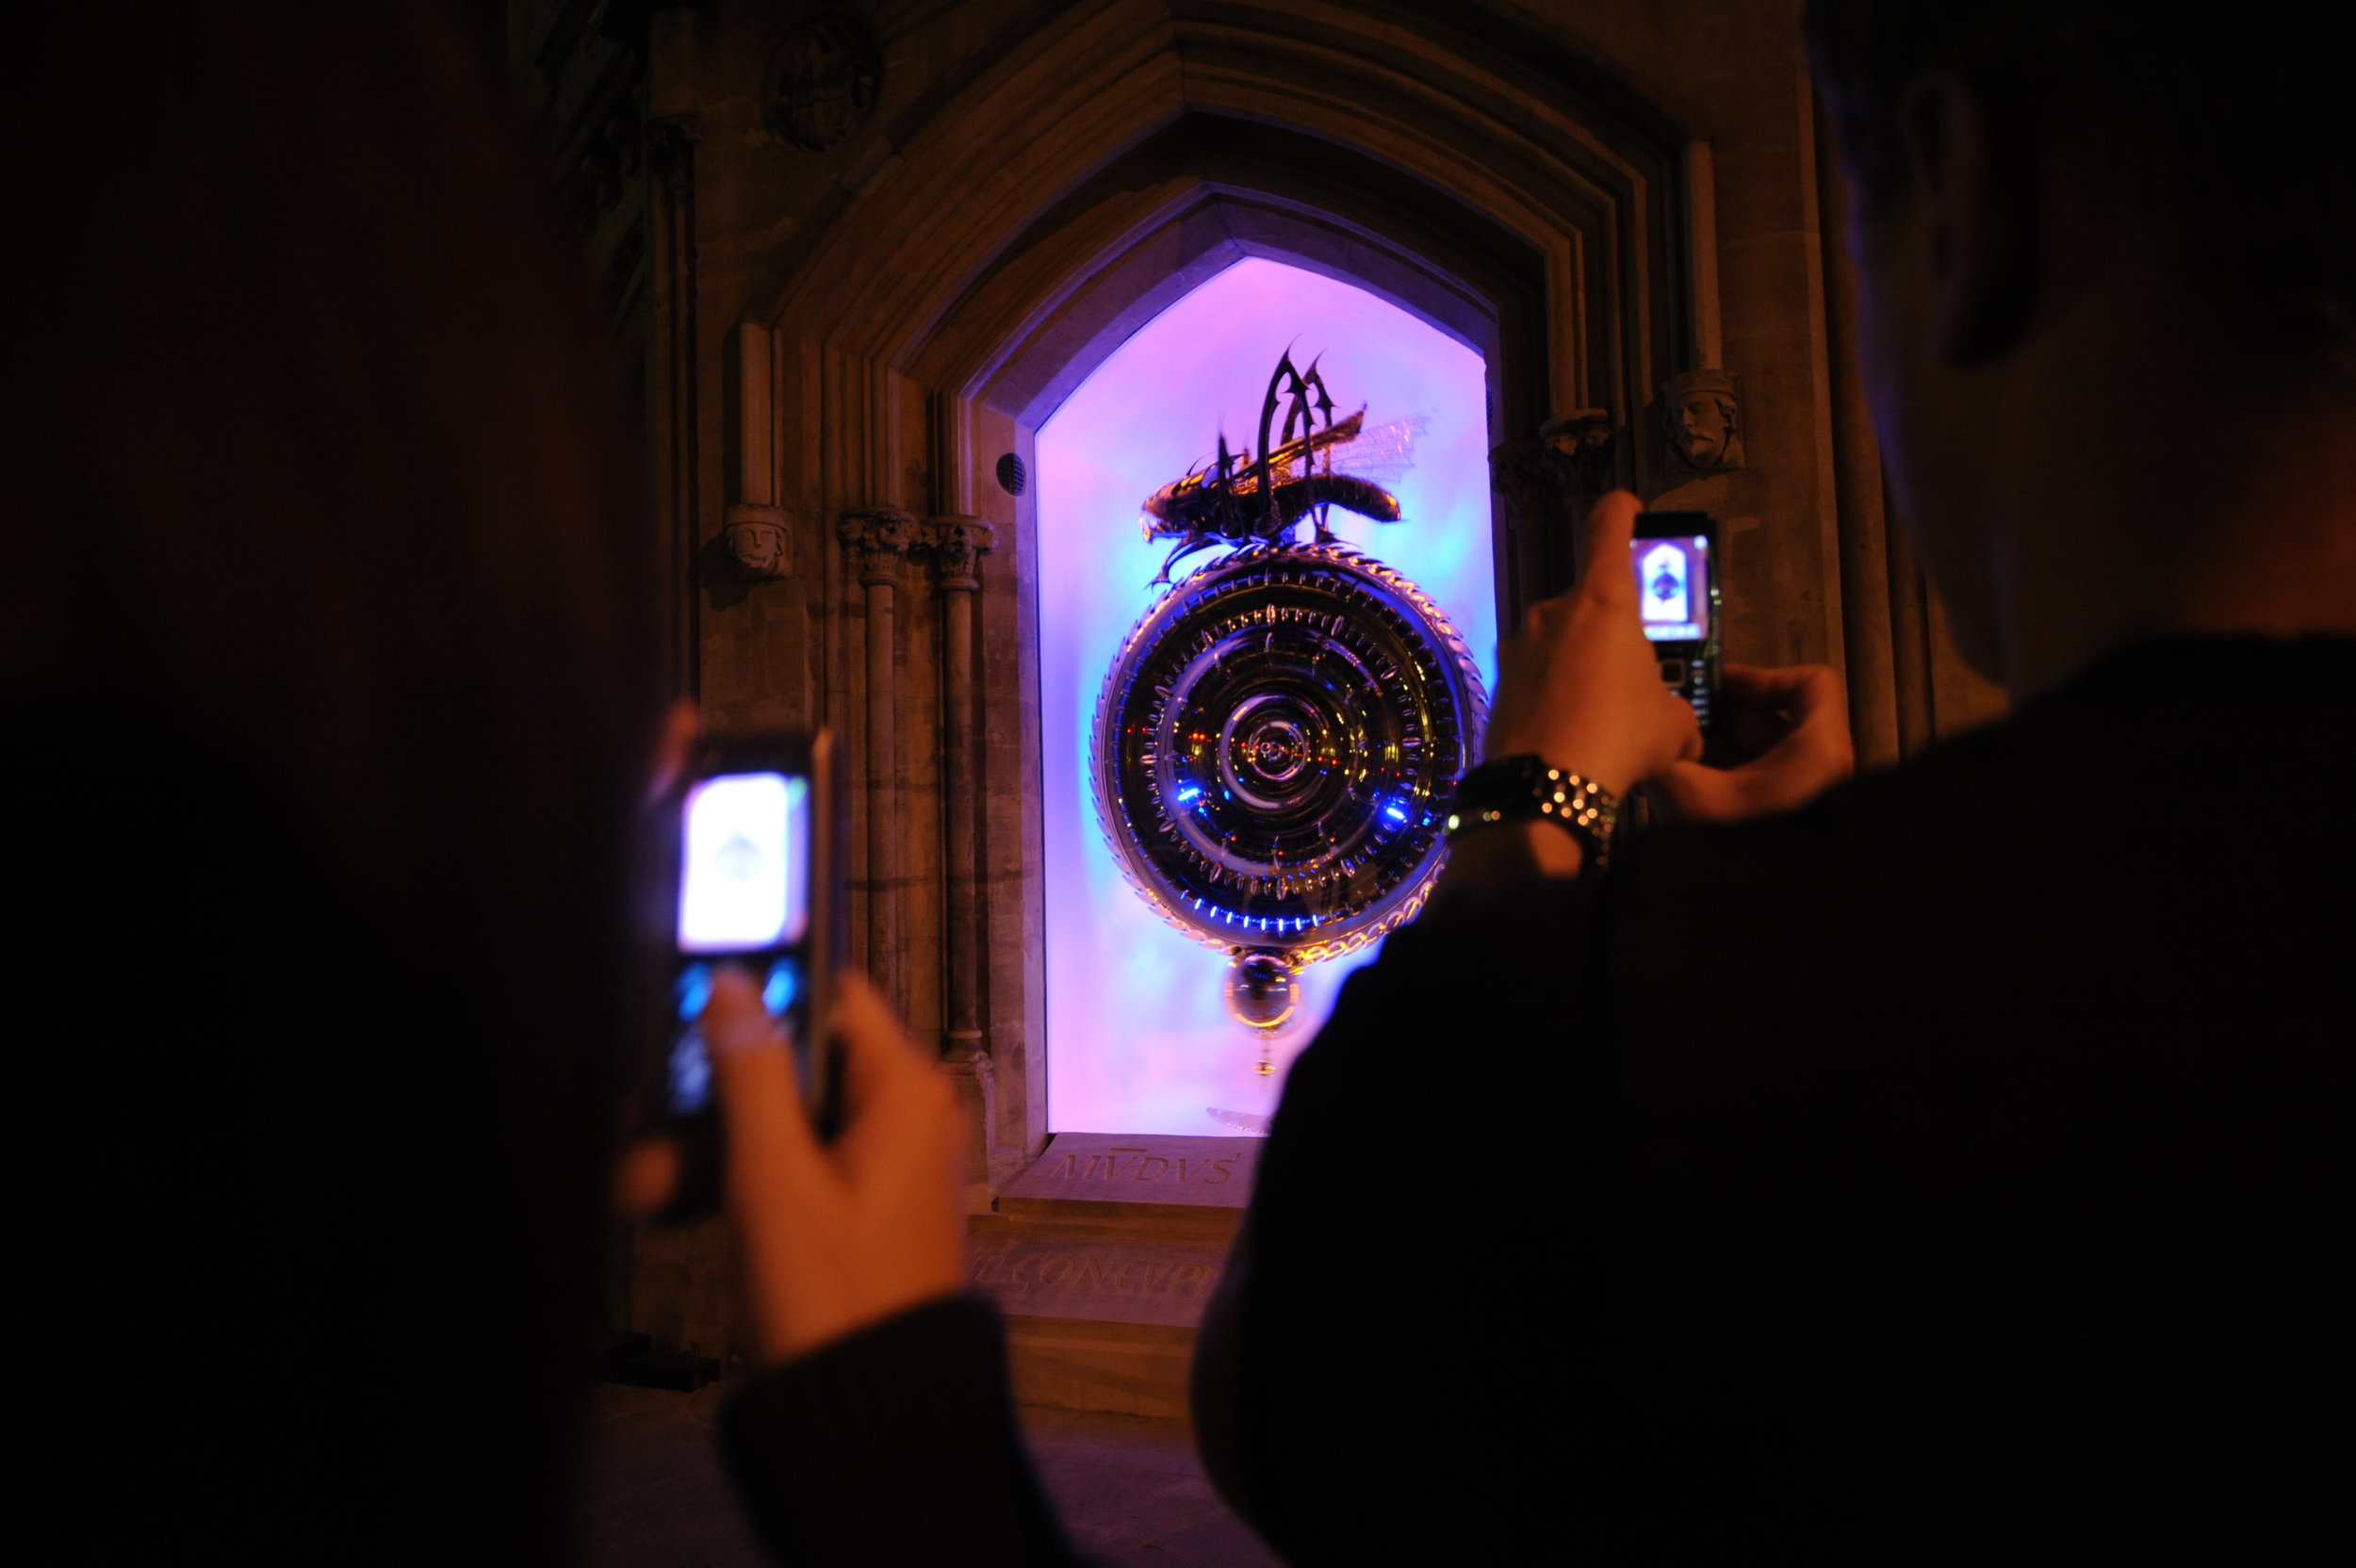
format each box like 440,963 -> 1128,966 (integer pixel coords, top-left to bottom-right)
1203,1 -> 2355,1560
8,7 -> 1010,1564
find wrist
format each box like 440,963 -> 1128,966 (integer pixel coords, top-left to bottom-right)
1431,820 -> 1581,907
1448,754 -> 1620,874
1479,733 -> 1638,800
1465,819 -> 1584,878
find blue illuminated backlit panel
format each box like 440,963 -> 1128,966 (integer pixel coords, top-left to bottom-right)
1037,258 -> 1497,1135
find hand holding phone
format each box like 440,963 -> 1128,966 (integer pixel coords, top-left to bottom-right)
702,969 -> 970,1367
1480,491 -> 1703,799
1655,662 -> 1855,823
616,959 -> 970,1364
650,729 -> 844,1221
1622,512 -> 1853,822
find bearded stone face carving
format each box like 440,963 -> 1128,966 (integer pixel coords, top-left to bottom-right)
1662,369 -> 1742,475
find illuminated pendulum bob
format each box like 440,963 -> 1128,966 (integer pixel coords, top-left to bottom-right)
1225,949 -> 1300,1074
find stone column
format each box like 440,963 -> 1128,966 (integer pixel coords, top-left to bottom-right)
838,507 -> 917,983
646,114 -> 700,695
1811,90 -> 1904,772
927,515 -> 996,1062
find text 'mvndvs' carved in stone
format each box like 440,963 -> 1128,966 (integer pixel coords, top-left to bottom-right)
764,14 -> 883,155
1000,1133 -> 1261,1209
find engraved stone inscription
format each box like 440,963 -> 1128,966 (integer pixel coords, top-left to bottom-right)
999,1133 -> 1261,1209
969,1238 -> 1228,1329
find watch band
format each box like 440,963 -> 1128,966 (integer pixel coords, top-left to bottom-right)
1447,754 -> 1619,872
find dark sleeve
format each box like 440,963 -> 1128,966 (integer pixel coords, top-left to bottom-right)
719,1295 -> 1089,1568
1234,877 -> 1620,1566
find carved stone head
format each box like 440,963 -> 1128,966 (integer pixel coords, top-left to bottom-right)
764,17 -> 883,155
724,504 -> 792,580
1662,369 -> 1742,474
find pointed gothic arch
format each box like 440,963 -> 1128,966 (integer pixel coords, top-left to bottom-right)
708,0 -> 1719,1174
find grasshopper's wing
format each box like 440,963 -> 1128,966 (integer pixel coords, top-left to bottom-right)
1335,415 -> 1428,509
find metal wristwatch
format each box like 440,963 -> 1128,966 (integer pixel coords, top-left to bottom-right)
1446,754 -> 1620,872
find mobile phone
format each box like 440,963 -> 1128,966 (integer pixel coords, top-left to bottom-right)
656,729 -> 844,1218
1630,510 -> 1722,733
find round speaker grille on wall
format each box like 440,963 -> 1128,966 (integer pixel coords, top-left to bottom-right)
994,451 -> 1027,496
1089,541 -> 1485,969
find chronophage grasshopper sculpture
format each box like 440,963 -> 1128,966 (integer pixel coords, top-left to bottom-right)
1139,351 -> 1416,583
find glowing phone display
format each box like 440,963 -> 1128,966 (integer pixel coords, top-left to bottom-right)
677,772 -> 810,954
1635,534 -> 1710,643
667,769 -> 812,1119
1630,513 -> 1720,734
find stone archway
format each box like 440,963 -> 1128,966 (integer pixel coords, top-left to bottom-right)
702,5 -> 1720,1191
607,0 -> 1931,1379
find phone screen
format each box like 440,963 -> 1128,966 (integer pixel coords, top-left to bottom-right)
1631,518 -> 1719,732
1634,533 -> 1710,642
667,771 -> 812,1117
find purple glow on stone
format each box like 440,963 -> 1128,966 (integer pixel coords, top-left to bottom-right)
1038,258 -> 1497,1136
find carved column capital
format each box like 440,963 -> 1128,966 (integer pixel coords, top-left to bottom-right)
1488,440 -> 1562,526
1539,408 -> 1617,495
1492,408 -> 1616,516
924,514 -> 996,591
1493,410 -> 1617,607
840,506 -> 918,584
